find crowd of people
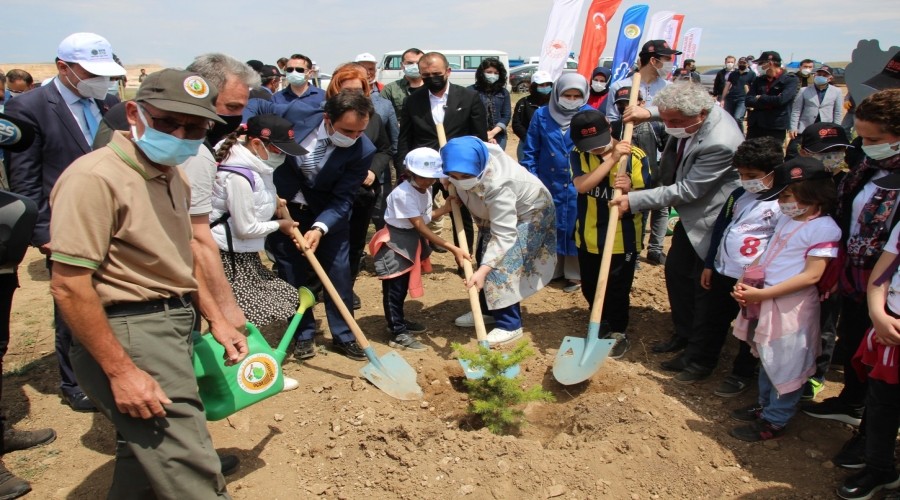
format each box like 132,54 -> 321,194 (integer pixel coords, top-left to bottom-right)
0,30 -> 898,500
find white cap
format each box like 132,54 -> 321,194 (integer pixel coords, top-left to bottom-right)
532,71 -> 552,85
404,148 -> 444,178
354,53 -> 377,63
57,32 -> 126,76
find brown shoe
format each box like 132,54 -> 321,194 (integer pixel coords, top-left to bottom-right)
0,461 -> 30,499
2,428 -> 56,453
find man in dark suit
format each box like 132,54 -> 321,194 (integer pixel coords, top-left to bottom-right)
5,32 -> 124,412
266,90 -> 376,361
397,52 -> 488,253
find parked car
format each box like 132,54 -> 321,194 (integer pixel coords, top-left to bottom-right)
828,66 -> 846,85
699,68 -> 720,93
508,63 -> 578,93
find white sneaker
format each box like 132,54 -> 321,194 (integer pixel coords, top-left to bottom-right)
282,376 -> 299,392
454,311 -> 497,327
486,327 -> 523,346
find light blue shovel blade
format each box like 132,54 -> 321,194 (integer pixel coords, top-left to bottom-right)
552,322 -> 616,385
459,341 -> 520,379
359,347 -> 423,400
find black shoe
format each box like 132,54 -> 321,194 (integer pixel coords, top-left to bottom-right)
730,419 -> 785,442
730,403 -> 763,422
352,292 -> 361,310
0,463 -> 30,500
61,391 -> 98,412
652,335 -> 687,354
2,428 -> 56,453
837,468 -> 900,500
294,339 -> 316,360
219,454 -> 239,476
388,333 -> 428,352
802,397 -> 864,426
646,252 -> 667,266
403,321 -> 427,334
674,363 -> 713,384
660,355 -> 689,372
332,341 -> 368,361
833,433 -> 866,470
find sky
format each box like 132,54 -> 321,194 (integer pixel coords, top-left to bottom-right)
2,0 -> 898,72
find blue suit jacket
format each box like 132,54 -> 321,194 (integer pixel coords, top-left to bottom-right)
5,81 -> 119,246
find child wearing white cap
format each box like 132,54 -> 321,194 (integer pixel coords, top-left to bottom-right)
368,148 -> 471,350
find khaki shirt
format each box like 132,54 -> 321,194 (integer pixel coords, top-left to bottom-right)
50,131 -> 197,305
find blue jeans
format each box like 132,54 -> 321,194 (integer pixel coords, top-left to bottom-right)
724,99 -> 747,134
758,366 -> 803,427
642,207 -> 668,255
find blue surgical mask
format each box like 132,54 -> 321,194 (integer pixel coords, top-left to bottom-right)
814,76 -> 829,86
132,106 -> 204,166
403,63 -> 420,79
286,71 -> 307,87
536,86 -> 552,95
485,73 -> 500,84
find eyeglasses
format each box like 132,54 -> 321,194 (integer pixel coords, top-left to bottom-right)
285,67 -> 306,73
140,106 -> 211,140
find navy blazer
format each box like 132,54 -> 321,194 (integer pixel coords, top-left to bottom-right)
5,81 -> 118,246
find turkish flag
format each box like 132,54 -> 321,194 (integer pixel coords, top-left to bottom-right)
577,0 -> 624,82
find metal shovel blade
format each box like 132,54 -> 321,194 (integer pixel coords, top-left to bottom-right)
459,340 -> 521,379
358,347 -> 423,400
552,322 -> 616,385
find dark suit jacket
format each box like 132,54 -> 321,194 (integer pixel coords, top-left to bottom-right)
6,81 -> 119,246
396,83 -> 487,164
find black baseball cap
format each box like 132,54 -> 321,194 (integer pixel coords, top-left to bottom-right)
245,59 -> 264,72
757,157 -> 831,201
753,51 -> 782,64
640,39 -> 681,57
246,114 -> 307,156
863,51 -> 900,90
613,86 -> 642,104
135,69 -> 224,123
259,65 -> 281,80
570,110 -> 612,152
800,123 -> 851,153
0,112 -> 36,153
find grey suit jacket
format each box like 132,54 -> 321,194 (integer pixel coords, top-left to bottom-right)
629,105 -> 743,258
790,85 -> 844,132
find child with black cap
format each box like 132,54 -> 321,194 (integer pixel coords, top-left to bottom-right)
729,157 -> 841,442
570,109 -> 651,358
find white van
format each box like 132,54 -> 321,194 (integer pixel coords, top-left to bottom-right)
527,56 -> 579,69
378,50 -> 510,88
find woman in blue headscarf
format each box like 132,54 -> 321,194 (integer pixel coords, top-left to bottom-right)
441,136 -> 556,346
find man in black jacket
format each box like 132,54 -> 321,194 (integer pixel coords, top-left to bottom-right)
745,51 -> 799,142
712,56 -> 736,101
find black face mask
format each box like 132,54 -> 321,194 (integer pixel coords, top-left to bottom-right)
207,114 -> 243,145
424,75 -> 447,93
738,65 -> 747,71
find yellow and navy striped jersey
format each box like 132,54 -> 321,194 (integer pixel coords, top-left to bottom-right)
572,145 -> 651,254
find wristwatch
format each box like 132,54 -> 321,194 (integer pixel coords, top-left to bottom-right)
312,226 -> 326,235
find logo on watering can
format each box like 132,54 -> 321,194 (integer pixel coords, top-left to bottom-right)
236,353 -> 278,394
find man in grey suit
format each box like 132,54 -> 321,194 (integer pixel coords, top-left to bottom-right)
612,82 -> 743,382
787,65 -> 844,159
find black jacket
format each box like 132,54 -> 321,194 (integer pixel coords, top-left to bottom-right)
745,71 -> 799,131
512,94 -> 548,139
712,68 -> 729,98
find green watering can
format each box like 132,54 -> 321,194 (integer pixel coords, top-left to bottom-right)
192,287 -> 316,421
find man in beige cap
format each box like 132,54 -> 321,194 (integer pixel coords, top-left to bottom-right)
49,69 -> 247,499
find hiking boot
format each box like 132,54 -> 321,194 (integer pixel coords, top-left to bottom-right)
801,378 -> 825,401
674,363 -> 713,384
486,327 -> 523,346
608,332 -> 630,359
2,428 -> 56,453
646,252 -> 667,266
837,468 -> 900,500
388,333 -> 428,352
0,461 -> 30,500
332,341 -> 368,361
714,375 -> 752,398
294,339 -> 316,360
730,403 -> 763,422
730,419 -> 785,442
454,311 -> 496,328
833,433 -> 866,469
802,397 -> 864,426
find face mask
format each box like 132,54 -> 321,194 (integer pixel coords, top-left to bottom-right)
738,64 -> 748,71
862,141 -> 900,161
484,73 -> 500,84
258,149 -> 286,169
591,81 -> 607,93
725,63 -> 735,71
779,201 -> 808,218
757,67 -> 768,77
208,114 -> 243,146
558,97 -> 584,110
424,75 -> 447,93
800,68 -> 812,76
132,106 -> 204,166
327,121 -> 358,148
814,76 -> 829,86
450,176 -> 479,191
811,151 -> 844,171
741,177 -> 769,193
64,64 -> 111,100
536,86 -> 552,95
403,63 -> 420,79
664,119 -> 703,139
286,71 -> 307,86
656,60 -> 674,79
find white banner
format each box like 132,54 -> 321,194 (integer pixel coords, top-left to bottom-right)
680,28 -> 702,61
645,10 -> 674,42
538,0 -> 586,81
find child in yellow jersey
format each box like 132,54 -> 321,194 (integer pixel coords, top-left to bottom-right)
570,109 -> 651,358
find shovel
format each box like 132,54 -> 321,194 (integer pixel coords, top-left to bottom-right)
436,123 -> 520,379
553,72 -> 642,385
282,209 -> 423,400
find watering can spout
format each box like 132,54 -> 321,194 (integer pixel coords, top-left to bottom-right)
274,287 -> 317,363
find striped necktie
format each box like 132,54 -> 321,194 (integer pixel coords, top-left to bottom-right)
307,137 -> 331,168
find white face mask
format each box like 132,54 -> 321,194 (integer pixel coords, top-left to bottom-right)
664,118 -> 703,139
656,60 -> 674,79
800,68 -> 812,76
484,73 -> 500,84
591,81 -> 607,93
779,201 -> 809,218
327,121 -> 358,148
286,71 -> 307,87
741,177 -> 770,193
862,141 -> 900,161
811,151 -> 845,171
450,176 -> 479,191
558,97 -> 584,110
725,62 -> 735,71
64,64 -> 111,100
403,63 -> 420,78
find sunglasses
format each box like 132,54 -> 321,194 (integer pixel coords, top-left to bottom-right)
140,106 -> 211,140
284,67 -> 306,73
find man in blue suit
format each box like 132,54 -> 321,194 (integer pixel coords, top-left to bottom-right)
265,90 -> 376,361
5,32 -> 124,412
